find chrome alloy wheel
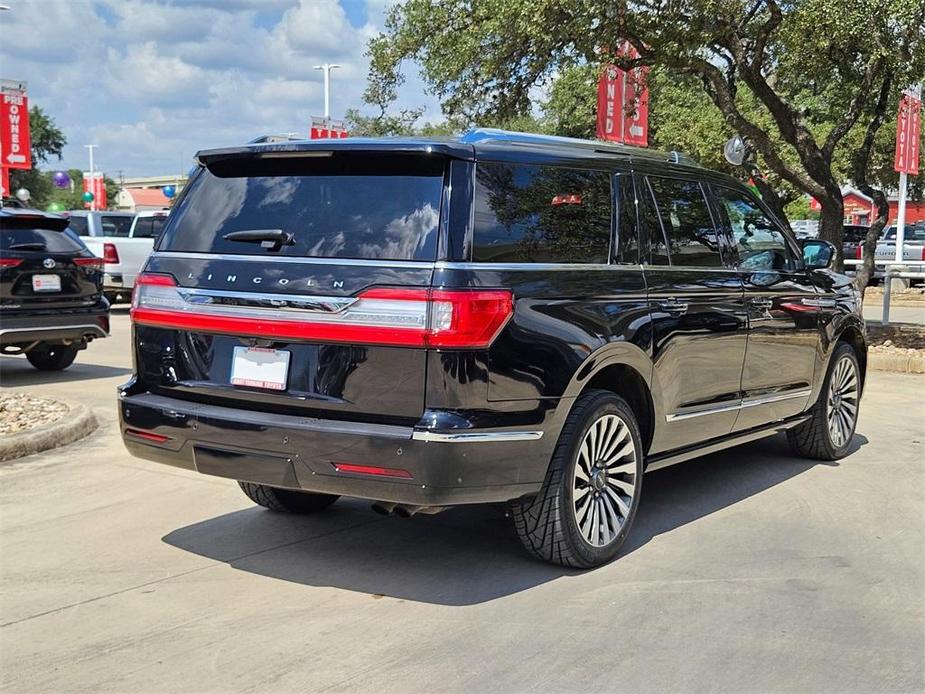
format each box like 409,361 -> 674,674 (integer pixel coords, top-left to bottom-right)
572,413 -> 638,547
827,355 -> 859,448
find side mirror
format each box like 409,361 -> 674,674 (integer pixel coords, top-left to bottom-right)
801,239 -> 835,270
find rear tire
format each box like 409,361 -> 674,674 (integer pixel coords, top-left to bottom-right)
26,344 -> 79,371
238,481 -> 339,514
787,342 -> 860,460
511,389 -> 644,569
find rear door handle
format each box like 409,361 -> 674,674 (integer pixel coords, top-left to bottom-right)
656,299 -> 689,316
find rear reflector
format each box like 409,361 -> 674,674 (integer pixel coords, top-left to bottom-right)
74,257 -> 104,269
131,273 -> 513,349
0,258 -> 23,268
103,243 -> 119,264
125,428 -> 172,443
332,463 -> 413,479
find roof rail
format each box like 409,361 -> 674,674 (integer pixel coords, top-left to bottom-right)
460,128 -> 633,153
459,128 -> 697,165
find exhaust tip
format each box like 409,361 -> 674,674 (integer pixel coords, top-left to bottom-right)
371,502 -> 396,516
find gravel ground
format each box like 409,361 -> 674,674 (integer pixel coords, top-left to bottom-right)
0,392 -> 69,436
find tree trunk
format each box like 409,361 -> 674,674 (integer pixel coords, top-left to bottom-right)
816,195 -> 845,269
854,192 -> 889,298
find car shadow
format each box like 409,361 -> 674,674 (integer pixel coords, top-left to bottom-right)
0,355 -> 132,386
162,432 -> 867,606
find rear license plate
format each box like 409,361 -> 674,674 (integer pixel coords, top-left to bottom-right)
230,346 -> 290,391
32,274 -> 61,292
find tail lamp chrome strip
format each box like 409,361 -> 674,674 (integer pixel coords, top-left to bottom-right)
411,430 -> 544,443
666,389 -> 812,422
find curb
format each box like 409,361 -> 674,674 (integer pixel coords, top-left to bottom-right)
868,352 -> 925,374
0,403 -> 98,463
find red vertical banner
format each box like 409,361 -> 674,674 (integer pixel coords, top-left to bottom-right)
596,65 -> 624,142
83,172 -> 107,209
894,93 -> 921,175
596,42 -> 649,146
0,82 -> 32,170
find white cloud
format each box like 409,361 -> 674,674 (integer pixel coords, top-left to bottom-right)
0,0 -> 443,177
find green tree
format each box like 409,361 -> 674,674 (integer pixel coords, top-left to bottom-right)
366,0 -> 925,267
8,106 -> 67,209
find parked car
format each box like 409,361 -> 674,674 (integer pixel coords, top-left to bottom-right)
875,223 -> 925,259
119,130 -> 866,568
65,210 -> 156,302
0,208 -> 109,370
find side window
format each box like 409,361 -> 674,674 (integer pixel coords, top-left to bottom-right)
716,187 -> 795,271
67,216 -> 89,236
614,174 -> 639,263
645,176 -> 724,267
473,163 -> 612,263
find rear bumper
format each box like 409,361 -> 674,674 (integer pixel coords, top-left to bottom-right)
0,306 -> 110,346
118,391 -> 548,506
104,272 -> 135,292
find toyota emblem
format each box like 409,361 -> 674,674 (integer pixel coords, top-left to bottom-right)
43,258 -> 56,269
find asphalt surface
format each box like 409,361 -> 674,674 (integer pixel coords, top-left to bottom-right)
1,310 -> 923,693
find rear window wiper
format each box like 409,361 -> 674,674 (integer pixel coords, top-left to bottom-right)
8,242 -> 47,251
222,229 -> 294,251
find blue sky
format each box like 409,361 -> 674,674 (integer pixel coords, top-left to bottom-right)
0,0 -> 441,177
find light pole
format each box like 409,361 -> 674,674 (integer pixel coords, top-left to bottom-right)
84,144 -> 97,211
313,63 -> 341,120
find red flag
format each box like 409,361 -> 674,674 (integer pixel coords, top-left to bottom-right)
894,93 -> 921,175
0,86 -> 32,170
596,42 -> 649,147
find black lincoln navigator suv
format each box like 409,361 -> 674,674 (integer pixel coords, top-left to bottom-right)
119,129 -> 865,568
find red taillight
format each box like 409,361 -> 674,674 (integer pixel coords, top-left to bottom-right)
74,257 -> 104,269
103,243 -> 119,264
124,428 -> 172,443
855,245 -> 862,259
921,247 -> 925,261
0,258 -> 23,268
130,273 -> 514,349
332,463 -> 413,479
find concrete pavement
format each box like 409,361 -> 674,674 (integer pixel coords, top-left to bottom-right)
863,302 -> 925,325
1,311 -> 923,693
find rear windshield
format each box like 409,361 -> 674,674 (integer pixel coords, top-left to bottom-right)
101,215 -> 134,237
0,226 -> 87,253
132,215 -> 167,239
67,215 -> 89,236
158,155 -> 445,261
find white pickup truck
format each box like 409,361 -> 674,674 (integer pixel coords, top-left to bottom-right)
65,210 -> 168,302
874,224 -> 925,261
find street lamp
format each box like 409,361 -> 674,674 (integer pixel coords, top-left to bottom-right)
313,63 -> 341,120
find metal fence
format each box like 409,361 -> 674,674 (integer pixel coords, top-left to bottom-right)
844,259 -> 925,324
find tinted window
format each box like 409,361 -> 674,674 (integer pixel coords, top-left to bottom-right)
0,226 -> 86,253
67,215 -> 89,236
615,174 -> 639,263
132,216 -> 167,239
716,187 -> 794,271
473,163 -> 612,263
101,215 -> 133,237
843,226 -> 868,243
883,226 -> 925,242
645,176 -> 723,267
159,157 -> 444,261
